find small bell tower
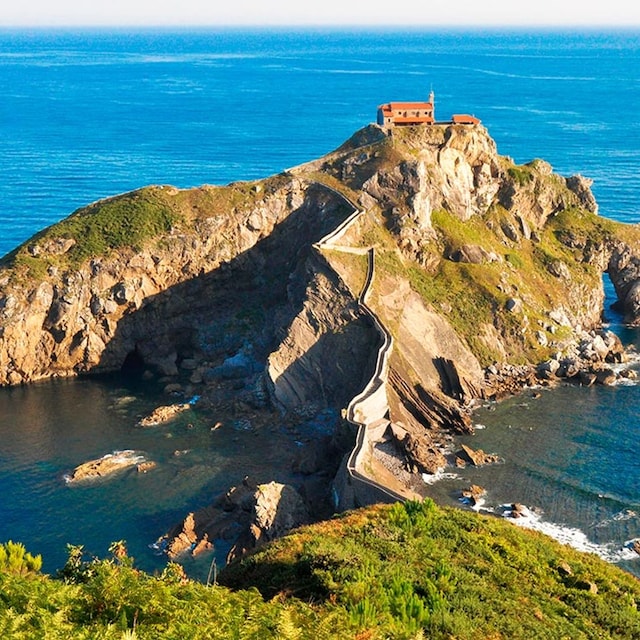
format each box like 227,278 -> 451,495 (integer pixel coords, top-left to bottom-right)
429,88 -> 435,121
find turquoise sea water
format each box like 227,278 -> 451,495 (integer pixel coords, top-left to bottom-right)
0,28 -> 639,576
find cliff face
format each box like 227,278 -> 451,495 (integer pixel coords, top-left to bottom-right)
0,179 -> 362,389
0,122 -> 639,409
266,250 -> 379,412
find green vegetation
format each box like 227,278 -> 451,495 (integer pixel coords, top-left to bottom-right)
2,187 -> 180,278
54,188 -> 178,262
1,501 -> 638,638
224,499 -> 640,639
507,164 -> 534,186
0,541 -> 42,576
368,209 -> 517,366
1,175 -> 292,281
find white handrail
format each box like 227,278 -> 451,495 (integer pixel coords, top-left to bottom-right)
313,183 -> 405,505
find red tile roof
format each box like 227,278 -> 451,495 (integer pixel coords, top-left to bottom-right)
452,114 -> 480,124
386,101 -> 433,110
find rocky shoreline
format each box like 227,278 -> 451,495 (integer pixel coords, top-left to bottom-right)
135,319 -> 638,566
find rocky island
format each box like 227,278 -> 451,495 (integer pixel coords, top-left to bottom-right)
1,121 -> 640,561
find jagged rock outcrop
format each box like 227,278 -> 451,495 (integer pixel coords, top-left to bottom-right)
455,444 -> 502,468
1,122 -> 639,392
460,484 -> 487,507
389,422 -> 447,475
153,478 -> 310,564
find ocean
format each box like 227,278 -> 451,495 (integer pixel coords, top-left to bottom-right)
0,27 -> 638,577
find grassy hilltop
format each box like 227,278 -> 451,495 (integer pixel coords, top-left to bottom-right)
0,500 -> 638,639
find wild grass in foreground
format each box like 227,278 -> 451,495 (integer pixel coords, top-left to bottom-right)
0,500 -> 639,639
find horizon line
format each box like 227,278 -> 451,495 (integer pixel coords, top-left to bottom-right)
1,23 -> 640,30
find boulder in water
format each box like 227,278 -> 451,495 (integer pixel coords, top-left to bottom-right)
455,444 -> 502,467
67,450 -> 146,483
460,484 -> 486,506
137,402 -> 191,427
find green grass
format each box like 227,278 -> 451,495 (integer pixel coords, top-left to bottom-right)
385,204 -> 633,366
222,500 -> 640,639
60,189 -> 177,259
2,187 -> 180,279
2,502 -> 638,639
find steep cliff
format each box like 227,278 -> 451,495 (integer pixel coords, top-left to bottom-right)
3,120 -> 640,559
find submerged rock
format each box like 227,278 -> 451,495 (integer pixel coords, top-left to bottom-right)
137,401 -> 193,427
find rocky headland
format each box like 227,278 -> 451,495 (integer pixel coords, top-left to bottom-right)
2,121 -> 640,562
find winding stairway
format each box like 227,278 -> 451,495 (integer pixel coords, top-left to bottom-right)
312,184 -> 413,510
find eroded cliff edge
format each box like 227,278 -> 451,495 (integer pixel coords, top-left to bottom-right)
2,122 -> 640,557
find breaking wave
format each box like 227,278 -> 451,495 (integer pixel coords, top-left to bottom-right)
495,503 -> 639,565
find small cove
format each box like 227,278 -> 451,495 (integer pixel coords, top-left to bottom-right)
0,374 -> 308,577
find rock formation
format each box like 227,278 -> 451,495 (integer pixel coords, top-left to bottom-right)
137,402 -> 193,427
153,478 -> 310,564
455,444 -> 502,468
66,450 -> 147,482
2,120 -> 640,558
460,484 -> 486,507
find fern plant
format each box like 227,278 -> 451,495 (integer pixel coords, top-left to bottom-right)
0,541 -> 42,576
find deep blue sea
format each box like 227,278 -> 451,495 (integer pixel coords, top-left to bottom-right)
0,27 -> 639,577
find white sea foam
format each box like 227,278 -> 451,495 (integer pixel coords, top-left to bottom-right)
107,450 -> 146,464
421,470 -> 459,485
459,496 -> 486,512
498,503 -> 639,564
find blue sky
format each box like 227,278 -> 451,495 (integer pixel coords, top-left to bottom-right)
1,0 -> 639,27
